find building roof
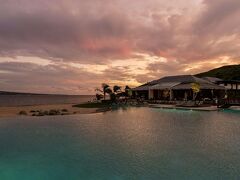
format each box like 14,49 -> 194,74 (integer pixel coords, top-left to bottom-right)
150,82 -> 180,90
202,77 -> 223,83
132,75 -> 225,91
172,82 -> 226,90
132,85 -> 150,91
217,80 -> 240,83
153,75 -> 210,84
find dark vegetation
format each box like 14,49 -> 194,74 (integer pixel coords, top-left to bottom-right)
73,101 -> 112,108
19,111 -> 28,115
73,84 -> 138,109
95,84 -> 132,102
20,109 -> 70,116
196,64 -> 240,80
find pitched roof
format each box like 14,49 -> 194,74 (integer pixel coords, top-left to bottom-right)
156,75 -> 211,84
132,75 -> 225,91
218,80 -> 240,83
202,77 -> 223,83
172,82 -> 226,90
150,82 -> 180,90
132,85 -> 150,91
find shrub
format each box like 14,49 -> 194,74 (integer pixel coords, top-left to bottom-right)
19,111 -> 27,115
49,109 -> 61,116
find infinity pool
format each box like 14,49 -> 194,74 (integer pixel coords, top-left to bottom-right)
0,107 -> 240,180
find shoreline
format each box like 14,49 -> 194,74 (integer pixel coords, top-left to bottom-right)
149,104 -> 240,112
1,103 -> 239,118
0,103 -> 104,118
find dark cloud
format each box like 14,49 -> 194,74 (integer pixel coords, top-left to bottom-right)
0,0 -> 239,93
0,0 -> 133,63
180,0 -> 240,61
1,0 -> 239,63
0,62 -> 102,94
195,0 -> 240,35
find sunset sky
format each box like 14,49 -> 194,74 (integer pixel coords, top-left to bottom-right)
0,0 -> 239,94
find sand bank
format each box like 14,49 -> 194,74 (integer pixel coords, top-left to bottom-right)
0,104 -> 101,118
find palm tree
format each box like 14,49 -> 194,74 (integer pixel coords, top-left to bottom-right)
125,85 -> 132,97
113,85 -> 121,94
105,86 -> 116,102
95,83 -> 111,100
102,83 -> 110,100
96,93 -> 103,100
105,86 -> 112,95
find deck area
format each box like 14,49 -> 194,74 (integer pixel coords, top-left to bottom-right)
149,104 -> 220,111
218,98 -> 240,108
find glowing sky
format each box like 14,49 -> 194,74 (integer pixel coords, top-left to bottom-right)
0,0 -> 239,94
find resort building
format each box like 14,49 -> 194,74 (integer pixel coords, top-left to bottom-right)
216,80 -> 240,100
132,75 -> 226,101
217,80 -> 240,90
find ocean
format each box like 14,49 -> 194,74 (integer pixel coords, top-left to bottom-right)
0,94 -> 94,106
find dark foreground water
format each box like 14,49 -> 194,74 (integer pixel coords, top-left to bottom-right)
0,107 -> 240,180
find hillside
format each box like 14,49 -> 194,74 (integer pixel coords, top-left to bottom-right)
196,64 -> 240,80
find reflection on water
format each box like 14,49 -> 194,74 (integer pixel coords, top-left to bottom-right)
0,107 -> 240,180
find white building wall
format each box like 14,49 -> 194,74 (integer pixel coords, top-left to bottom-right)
148,89 -> 154,99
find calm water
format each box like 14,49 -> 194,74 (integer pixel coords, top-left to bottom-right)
0,94 -> 94,106
0,107 -> 240,180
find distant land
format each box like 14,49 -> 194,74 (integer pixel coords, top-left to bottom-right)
0,91 -> 82,96
0,91 -> 41,95
196,64 -> 240,80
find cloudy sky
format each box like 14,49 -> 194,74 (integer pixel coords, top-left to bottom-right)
0,0 -> 239,94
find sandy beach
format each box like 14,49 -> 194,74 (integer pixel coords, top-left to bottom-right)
0,103 -> 100,118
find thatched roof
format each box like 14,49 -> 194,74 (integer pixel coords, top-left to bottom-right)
202,77 -> 222,83
217,80 -> 240,83
132,75 -> 225,91
132,85 -> 150,91
152,75 -> 209,84
172,82 -> 225,90
150,82 -> 180,90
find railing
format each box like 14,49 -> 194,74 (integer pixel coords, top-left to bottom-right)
226,98 -> 240,105
148,98 -> 240,108
218,98 -> 240,108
